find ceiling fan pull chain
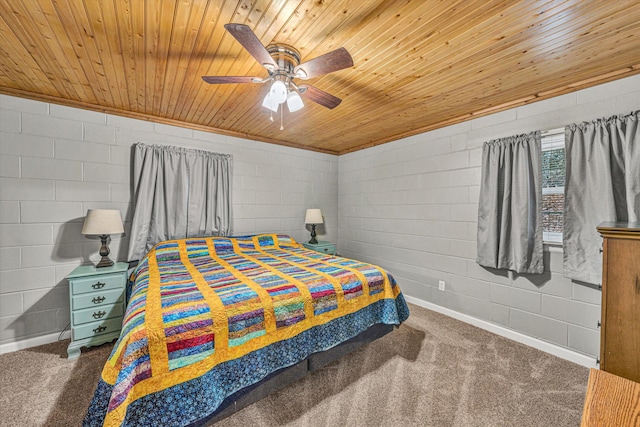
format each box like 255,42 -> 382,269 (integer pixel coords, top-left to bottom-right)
280,105 -> 284,130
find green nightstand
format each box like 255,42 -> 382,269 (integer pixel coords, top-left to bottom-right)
302,241 -> 337,255
66,262 -> 128,359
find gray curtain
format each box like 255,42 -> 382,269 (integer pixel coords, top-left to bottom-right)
563,110 -> 640,284
477,131 -> 544,274
127,143 -> 232,261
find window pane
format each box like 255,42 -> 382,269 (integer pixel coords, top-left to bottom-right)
542,194 -> 564,232
541,133 -> 565,243
542,148 -> 565,188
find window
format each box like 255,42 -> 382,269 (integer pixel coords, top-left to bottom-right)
541,129 -> 565,243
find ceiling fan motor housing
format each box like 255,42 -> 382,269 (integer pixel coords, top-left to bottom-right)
267,44 -> 303,85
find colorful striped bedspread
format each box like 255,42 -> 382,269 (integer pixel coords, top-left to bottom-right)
84,234 -> 409,426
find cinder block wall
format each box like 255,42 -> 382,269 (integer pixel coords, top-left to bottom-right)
0,95 -> 338,349
2,74 -> 639,355
338,74 -> 640,360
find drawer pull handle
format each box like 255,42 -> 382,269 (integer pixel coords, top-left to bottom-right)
93,325 -> 107,334
92,310 -> 107,319
92,281 -> 106,289
92,296 -> 106,304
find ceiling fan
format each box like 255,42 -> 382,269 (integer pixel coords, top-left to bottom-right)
202,24 -> 354,116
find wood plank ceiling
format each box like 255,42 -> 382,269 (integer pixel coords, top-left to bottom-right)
1,0 -> 639,154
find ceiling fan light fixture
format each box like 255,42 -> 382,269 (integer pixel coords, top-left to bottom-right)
286,91 -> 304,112
262,92 -> 279,112
269,80 -> 288,104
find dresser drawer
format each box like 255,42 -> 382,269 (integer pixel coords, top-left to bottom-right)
72,288 -> 124,310
70,273 -> 124,295
72,303 -> 124,326
73,318 -> 122,341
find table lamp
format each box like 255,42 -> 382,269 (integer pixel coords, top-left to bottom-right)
81,209 -> 125,268
304,208 -> 323,244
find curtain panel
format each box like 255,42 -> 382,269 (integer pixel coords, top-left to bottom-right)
563,110 -> 640,284
127,143 -> 233,261
477,131 -> 544,274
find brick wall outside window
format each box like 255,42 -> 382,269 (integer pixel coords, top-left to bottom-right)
541,136 -> 565,242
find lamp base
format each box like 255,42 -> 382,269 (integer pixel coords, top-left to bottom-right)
96,257 -> 115,268
309,224 -> 318,244
96,234 -> 114,268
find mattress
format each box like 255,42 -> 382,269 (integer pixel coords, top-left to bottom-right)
84,234 -> 409,426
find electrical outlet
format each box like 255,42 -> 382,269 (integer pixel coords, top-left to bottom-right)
438,280 -> 446,291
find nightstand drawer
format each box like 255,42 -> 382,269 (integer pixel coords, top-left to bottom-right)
72,303 -> 124,326
70,273 -> 125,295
72,288 -> 124,310
302,241 -> 336,255
73,318 -> 122,341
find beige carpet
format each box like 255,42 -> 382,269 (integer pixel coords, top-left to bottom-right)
0,304 -> 589,426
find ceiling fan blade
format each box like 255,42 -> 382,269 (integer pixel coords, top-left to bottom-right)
294,47 -> 353,80
299,85 -> 342,109
224,23 -> 278,70
202,76 -> 259,84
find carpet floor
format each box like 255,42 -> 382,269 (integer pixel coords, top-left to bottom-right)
0,303 -> 589,426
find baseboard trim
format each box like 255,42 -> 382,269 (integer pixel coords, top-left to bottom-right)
1,298 -> 597,368
403,295 -> 597,369
0,330 -> 71,355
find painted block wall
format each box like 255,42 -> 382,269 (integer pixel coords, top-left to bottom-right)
0,95 -> 338,348
338,74 -> 640,359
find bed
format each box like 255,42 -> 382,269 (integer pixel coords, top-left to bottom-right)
84,234 -> 409,426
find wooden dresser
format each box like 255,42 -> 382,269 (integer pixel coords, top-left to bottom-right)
581,368 -> 640,426
597,222 -> 640,382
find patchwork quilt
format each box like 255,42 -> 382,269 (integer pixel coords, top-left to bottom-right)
84,234 -> 409,426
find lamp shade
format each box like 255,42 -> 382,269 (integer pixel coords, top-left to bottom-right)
269,80 -> 288,104
304,208 -> 323,224
286,91 -> 304,112
81,209 -> 125,235
262,91 -> 280,112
